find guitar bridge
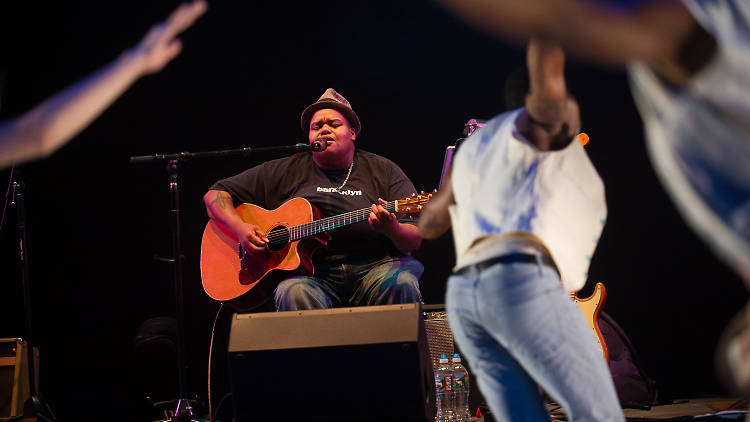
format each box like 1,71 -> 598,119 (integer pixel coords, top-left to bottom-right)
238,243 -> 248,269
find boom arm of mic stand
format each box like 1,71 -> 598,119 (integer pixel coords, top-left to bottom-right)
129,143 -> 311,164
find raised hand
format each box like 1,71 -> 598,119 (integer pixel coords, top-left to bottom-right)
132,0 -> 208,75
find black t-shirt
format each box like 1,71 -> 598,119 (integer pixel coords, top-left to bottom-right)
210,149 -> 418,262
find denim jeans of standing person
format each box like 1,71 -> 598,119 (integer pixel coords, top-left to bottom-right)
447,258 -> 624,422
274,255 -> 423,310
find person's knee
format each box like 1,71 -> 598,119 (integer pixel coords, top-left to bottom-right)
387,271 -> 422,302
275,278 -> 327,310
397,270 -> 421,290
403,257 -> 425,279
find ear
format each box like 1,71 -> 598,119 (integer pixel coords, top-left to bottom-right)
350,127 -> 357,141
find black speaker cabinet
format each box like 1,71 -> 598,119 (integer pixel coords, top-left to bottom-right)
0,338 -> 38,420
228,303 -> 435,422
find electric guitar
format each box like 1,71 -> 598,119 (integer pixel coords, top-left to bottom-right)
200,193 -> 433,310
571,282 -> 609,362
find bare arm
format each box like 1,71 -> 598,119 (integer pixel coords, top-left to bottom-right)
435,0 -> 707,82
203,189 -> 269,254
418,174 -> 455,240
369,200 -> 423,253
0,0 -> 207,169
516,39 -> 580,151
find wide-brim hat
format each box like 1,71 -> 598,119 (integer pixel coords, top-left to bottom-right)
300,88 -> 362,135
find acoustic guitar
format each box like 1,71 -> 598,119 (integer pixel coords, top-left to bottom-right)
571,282 -> 609,362
200,193 -> 433,310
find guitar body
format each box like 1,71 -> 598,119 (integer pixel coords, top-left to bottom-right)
200,197 -> 327,310
572,282 -> 609,362
200,193 -> 432,311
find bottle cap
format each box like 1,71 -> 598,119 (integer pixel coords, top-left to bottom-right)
439,353 -> 448,363
452,353 -> 461,362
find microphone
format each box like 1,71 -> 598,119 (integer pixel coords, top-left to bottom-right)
311,138 -> 328,152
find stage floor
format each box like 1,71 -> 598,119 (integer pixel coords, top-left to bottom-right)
541,397 -> 748,421
136,396 -> 749,422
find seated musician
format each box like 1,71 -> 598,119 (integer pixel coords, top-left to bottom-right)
203,88 -> 424,311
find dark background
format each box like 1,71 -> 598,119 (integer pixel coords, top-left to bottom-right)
0,1 -> 746,420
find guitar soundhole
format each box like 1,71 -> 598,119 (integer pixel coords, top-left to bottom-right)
267,225 -> 290,251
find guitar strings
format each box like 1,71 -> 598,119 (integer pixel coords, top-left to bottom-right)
262,197 -> 430,243
264,201 -> 398,242
264,202 -> 429,243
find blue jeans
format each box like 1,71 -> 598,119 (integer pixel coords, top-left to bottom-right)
447,259 -> 623,422
274,255 -> 423,310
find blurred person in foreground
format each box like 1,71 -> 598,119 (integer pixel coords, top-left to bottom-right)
434,0 -> 750,403
419,39 -> 623,422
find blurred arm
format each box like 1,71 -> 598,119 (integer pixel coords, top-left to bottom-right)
434,0 -> 707,81
0,0 -> 207,169
516,39 -> 580,151
418,173 -> 454,240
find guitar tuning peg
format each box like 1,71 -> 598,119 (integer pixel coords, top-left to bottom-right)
420,190 -> 425,194
411,192 -> 416,197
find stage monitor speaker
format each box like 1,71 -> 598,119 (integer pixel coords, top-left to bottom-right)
0,338 -> 39,420
228,303 -> 435,422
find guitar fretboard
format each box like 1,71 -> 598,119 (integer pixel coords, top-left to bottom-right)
288,200 -> 397,241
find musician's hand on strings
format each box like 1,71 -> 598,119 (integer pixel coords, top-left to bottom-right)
131,0 -> 208,75
369,198 -> 398,235
236,223 -> 269,255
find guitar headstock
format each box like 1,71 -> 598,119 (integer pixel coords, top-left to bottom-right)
395,191 -> 434,214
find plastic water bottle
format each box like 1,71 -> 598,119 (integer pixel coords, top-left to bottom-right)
434,354 -> 455,422
451,353 -> 471,421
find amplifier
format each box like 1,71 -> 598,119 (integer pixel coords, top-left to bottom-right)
228,303 -> 435,422
422,306 -> 488,419
0,338 -> 38,420
423,308 -> 454,372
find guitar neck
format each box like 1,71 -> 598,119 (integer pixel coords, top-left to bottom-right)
289,200 -> 397,241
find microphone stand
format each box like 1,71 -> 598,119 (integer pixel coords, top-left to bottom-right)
10,178 -> 55,422
129,142 -> 313,422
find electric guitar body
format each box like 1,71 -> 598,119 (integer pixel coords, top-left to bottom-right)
571,282 -> 609,362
